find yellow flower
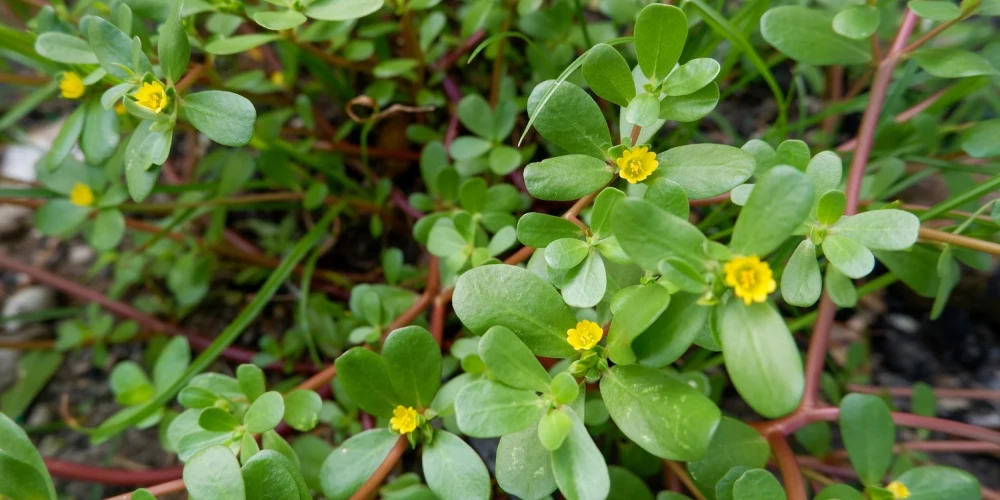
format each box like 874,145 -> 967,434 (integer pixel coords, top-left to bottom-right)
114,101 -> 127,115
723,255 -> 776,305
132,81 -> 168,113
567,320 -> 603,351
390,406 -> 418,434
60,72 -> 85,99
69,183 -> 94,207
886,481 -> 910,499
270,72 -> 285,87
615,146 -> 658,184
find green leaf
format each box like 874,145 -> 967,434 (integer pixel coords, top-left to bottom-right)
687,417 -> 770,500
874,246 -> 940,298
479,326 -> 551,393
658,83 -> 720,122
524,155 -> 614,201
242,450 -> 309,500
334,347 -> 401,418
732,469 -> 786,500
634,4 -> 688,81
496,420 -> 558,499
184,446 -> 245,500
45,104 -> 86,170
912,48 -> 999,78
0,412 -> 56,500
253,10 -> 308,30
373,59 -> 419,79
517,213 -> 583,248
832,5 -> 880,40
781,240 -> 821,307
546,238 -> 590,270
600,365 -> 721,461
833,209 -> 919,250
131,489 -> 157,500
895,466 -> 981,500
237,364 -> 266,403
36,199 -> 89,237
817,190 -> 846,226
245,391 -> 285,434
760,6 -> 871,65
81,98 -> 120,165
654,144 -> 755,200
633,293 -> 708,367
664,58 -> 720,96
794,422 -> 831,457
960,119 -> 1000,158
88,16 -> 152,79
204,34 -> 280,55
551,407 -> 610,500
823,234 -> 875,279
382,326 -> 441,409
561,252 -> 607,308
423,431 -> 491,500
455,380 -> 546,437
158,1 -> 190,82
457,94 -> 494,139
720,301 -> 803,418
152,336 -> 190,392
489,146 -> 522,175
181,91 -> 256,147
840,393 -> 894,485
283,390 -> 322,432
454,265 -> 578,358
527,80 -> 612,159
826,265 -> 857,307
613,198 -> 707,272
815,484 -> 865,500
1,351 -> 63,419
582,44 -> 636,107
320,429 -> 399,500
538,407 -> 574,451
607,283 -> 671,365
305,0 -> 384,21
625,93 -> 661,128
730,166 -> 813,257
110,361 -> 155,405
198,407 -> 240,432
35,32 -> 98,64
909,0 -> 961,20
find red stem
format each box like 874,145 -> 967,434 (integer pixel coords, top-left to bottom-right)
768,434 -> 806,500
45,459 -> 183,486
843,9 -> 919,215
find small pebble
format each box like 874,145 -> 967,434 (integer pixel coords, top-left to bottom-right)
2,285 -> 56,332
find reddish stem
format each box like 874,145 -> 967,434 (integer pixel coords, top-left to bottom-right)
847,384 -> 1000,401
768,434 -> 806,500
843,9 -> 919,215
45,459 -> 183,486
349,435 -> 409,500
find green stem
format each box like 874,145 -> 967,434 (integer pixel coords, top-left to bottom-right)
919,173 -> 1000,222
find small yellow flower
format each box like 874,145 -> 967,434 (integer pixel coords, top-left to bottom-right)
114,101 -> 127,115
390,405 -> 418,434
723,255 -> 776,305
567,320 -> 603,351
132,81 -> 168,113
247,47 -> 264,62
615,146 -> 658,184
59,72 -> 85,99
886,481 -> 910,499
69,183 -> 94,207
270,72 -> 285,87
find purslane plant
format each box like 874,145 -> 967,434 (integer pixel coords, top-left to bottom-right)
2,0 -> 1000,499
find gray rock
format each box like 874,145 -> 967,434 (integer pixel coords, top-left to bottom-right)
2,285 -> 56,332
0,205 -> 32,239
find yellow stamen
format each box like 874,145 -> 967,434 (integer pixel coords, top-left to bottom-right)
132,81 -> 168,114
389,405 -> 418,434
723,255 -> 776,305
69,183 -> 94,207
